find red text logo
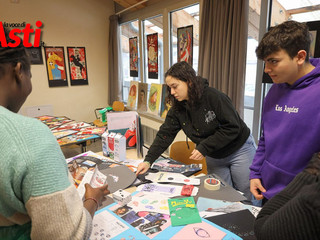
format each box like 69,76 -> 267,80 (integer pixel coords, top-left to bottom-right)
0,21 -> 43,47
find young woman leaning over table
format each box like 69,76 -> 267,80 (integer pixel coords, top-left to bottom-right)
0,27 -> 109,240
136,61 -> 256,202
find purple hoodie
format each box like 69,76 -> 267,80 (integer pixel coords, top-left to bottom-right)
250,58 -> 320,199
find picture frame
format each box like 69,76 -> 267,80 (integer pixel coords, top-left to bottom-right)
26,47 -> 43,65
306,20 -> 320,58
177,25 -> 193,66
147,33 -> 158,79
67,47 -> 88,86
44,46 -> 68,87
129,37 -> 138,77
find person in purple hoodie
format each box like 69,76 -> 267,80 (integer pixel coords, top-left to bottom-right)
250,20 -> 320,204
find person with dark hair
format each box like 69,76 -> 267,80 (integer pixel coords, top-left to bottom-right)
136,61 -> 256,201
250,20 -> 320,204
0,27 -> 109,239
254,152 -> 320,240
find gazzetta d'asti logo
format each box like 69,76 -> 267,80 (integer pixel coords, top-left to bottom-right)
0,21 -> 43,47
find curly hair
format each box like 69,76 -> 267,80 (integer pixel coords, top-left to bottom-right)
0,27 -> 30,78
165,61 -> 204,110
256,20 -> 311,61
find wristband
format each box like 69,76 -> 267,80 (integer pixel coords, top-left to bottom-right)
84,197 -> 99,210
144,161 -> 151,167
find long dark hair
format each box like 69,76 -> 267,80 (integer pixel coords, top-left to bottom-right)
165,61 -> 204,110
0,27 -> 30,78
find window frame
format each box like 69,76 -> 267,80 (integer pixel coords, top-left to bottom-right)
118,0 -> 200,89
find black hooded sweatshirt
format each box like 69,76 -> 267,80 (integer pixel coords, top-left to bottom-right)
144,78 -> 250,164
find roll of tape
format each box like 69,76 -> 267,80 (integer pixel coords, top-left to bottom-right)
204,178 -> 221,191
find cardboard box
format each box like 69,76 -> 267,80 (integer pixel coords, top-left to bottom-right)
101,132 -> 109,157
114,133 -> 126,162
113,189 -> 132,205
107,132 -> 117,159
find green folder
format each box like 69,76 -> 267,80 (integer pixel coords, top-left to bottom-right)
168,197 -> 202,226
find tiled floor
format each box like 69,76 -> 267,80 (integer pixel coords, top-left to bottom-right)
61,138 -> 103,159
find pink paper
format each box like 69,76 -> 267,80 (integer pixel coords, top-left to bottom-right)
170,221 -> 226,240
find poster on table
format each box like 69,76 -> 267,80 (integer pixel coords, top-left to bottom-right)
137,82 -> 148,112
147,33 -> 158,79
127,81 -> 139,109
147,83 -> 162,116
44,47 -> 68,87
67,47 -> 88,85
89,199 -> 241,240
177,25 -> 193,66
129,37 -> 139,77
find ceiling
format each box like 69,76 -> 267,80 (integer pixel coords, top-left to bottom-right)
113,0 -> 148,13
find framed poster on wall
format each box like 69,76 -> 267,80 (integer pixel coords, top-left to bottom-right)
177,25 -> 193,66
129,37 -> 138,77
26,47 -> 43,65
44,46 -> 68,87
67,47 -> 88,86
147,33 -> 158,79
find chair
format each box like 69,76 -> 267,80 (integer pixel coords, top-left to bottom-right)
93,101 -> 125,127
169,141 -> 208,176
112,101 -> 125,112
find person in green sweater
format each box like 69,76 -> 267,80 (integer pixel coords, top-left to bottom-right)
254,152 -> 320,240
0,27 -> 109,239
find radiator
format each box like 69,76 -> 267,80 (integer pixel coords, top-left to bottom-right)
141,124 -> 169,155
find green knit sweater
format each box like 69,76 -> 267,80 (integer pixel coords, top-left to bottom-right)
0,106 -> 92,240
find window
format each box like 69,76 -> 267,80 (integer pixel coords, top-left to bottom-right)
243,37 -> 258,131
170,4 -> 200,72
120,20 -> 140,102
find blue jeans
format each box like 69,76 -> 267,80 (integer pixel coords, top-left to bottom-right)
206,134 -> 256,201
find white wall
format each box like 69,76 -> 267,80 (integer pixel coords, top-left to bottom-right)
2,0 -> 114,122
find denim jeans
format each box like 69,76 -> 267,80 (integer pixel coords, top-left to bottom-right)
206,134 -> 256,201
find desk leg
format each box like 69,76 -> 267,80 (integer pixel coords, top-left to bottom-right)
80,142 -> 87,153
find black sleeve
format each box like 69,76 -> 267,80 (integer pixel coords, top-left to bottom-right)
254,172 -> 320,240
144,108 -> 181,164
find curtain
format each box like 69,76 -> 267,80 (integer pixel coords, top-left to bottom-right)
198,0 -> 249,117
108,14 -> 123,104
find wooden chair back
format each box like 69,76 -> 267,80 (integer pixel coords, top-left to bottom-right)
112,101 -> 125,112
169,141 -> 208,176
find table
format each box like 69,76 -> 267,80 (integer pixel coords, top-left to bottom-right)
95,148 -> 247,208
35,115 -> 105,152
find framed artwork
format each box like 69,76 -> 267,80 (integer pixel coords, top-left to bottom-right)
306,21 -> 320,58
177,25 -> 193,66
26,47 -> 43,65
160,84 -> 171,119
127,81 -> 139,109
129,37 -> 138,77
44,46 -> 68,87
147,33 -> 158,79
147,83 -> 162,116
137,82 -> 148,112
67,47 -> 88,86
